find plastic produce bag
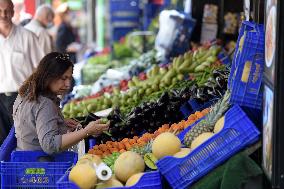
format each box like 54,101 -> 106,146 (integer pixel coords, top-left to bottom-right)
155,10 -> 183,59
91,68 -> 131,95
155,10 -> 196,59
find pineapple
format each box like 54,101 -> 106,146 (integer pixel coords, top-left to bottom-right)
183,91 -> 231,147
131,140 -> 153,156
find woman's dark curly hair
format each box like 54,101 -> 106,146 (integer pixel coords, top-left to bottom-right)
19,52 -> 74,101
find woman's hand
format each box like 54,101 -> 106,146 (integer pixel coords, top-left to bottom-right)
83,119 -> 109,137
65,118 -> 79,130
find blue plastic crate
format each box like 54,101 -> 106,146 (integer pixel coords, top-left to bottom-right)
179,103 -> 192,118
1,151 -> 77,188
110,0 -> 140,23
111,16 -> 140,23
228,21 -> 264,110
112,27 -> 138,41
218,50 -> 231,65
11,151 -> 78,163
228,21 -> 253,88
57,171 -> 162,189
110,0 -> 140,13
0,127 -> 16,162
0,128 -> 78,189
241,106 -> 262,129
180,99 -> 215,118
156,105 -> 260,189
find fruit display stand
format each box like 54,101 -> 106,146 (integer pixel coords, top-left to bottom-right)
0,127 -> 78,188
58,42 -> 234,188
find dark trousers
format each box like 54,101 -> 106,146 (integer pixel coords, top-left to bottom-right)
0,92 -> 18,123
0,99 -> 12,145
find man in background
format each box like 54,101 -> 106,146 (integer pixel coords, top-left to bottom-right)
25,4 -> 54,55
0,0 -> 44,122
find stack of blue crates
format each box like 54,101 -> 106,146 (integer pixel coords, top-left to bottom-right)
110,0 -> 141,41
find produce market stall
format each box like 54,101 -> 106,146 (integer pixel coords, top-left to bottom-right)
0,0 -> 274,188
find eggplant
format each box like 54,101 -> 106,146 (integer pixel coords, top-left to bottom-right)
213,69 -> 225,78
196,88 -> 209,101
164,114 -> 169,121
111,137 -> 117,141
130,130 -> 137,136
109,127 -> 118,134
149,122 -> 155,128
155,121 -> 162,127
157,102 -> 166,109
133,123 -> 140,129
216,76 -> 225,88
147,128 -> 154,133
119,126 -> 125,132
159,92 -> 169,103
168,95 -> 180,103
171,89 -> 180,97
110,114 -> 122,122
133,106 -> 142,114
206,87 -> 216,97
114,122 -> 122,128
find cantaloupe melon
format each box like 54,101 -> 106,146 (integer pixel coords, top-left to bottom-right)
214,116 -> 225,133
152,132 -> 181,159
96,178 -> 123,189
191,132 -> 214,149
125,173 -> 144,186
173,148 -> 191,158
114,151 -> 145,182
77,154 -> 102,165
69,163 -> 97,189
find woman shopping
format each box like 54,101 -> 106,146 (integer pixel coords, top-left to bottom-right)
13,52 -> 109,155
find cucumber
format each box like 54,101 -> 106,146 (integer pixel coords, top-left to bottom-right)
132,76 -> 140,86
159,67 -> 168,75
177,74 -> 184,81
194,64 -> 208,72
162,69 -> 177,82
152,65 -> 160,76
146,88 -> 153,95
178,59 -> 192,72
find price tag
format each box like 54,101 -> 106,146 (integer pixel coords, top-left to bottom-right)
20,176 -> 49,184
25,168 -> 45,175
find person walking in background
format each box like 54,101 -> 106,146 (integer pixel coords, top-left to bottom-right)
25,4 -> 55,55
0,0 -> 44,122
11,0 -> 31,25
55,3 -> 80,64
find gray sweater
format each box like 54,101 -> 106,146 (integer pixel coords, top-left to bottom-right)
13,94 -> 68,155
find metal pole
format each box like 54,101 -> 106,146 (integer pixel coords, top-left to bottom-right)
244,0 -> 251,21
86,0 -> 96,45
253,0 -> 260,23
218,0 -> 225,39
